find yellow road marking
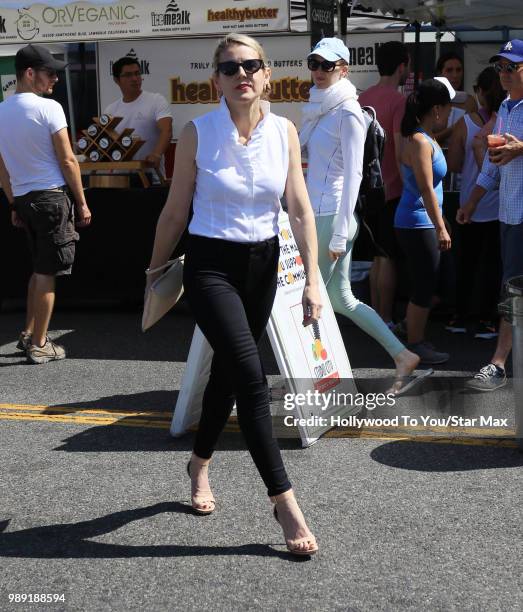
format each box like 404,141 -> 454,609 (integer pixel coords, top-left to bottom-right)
0,403 -> 173,418
0,412 -> 172,428
0,403 -> 517,447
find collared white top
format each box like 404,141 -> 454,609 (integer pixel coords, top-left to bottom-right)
189,97 -> 288,242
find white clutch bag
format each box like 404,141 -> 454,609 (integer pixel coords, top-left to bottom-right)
142,257 -> 184,332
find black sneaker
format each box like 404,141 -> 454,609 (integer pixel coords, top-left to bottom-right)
16,331 -> 32,352
407,341 -> 450,365
466,363 -> 506,391
392,319 -> 407,340
474,321 -> 498,340
445,317 -> 467,333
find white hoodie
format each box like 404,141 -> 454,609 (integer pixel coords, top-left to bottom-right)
300,78 -> 366,252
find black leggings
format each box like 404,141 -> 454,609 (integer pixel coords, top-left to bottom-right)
396,228 -> 440,308
182,234 -> 291,497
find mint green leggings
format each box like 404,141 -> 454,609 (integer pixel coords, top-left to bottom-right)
316,213 -> 405,359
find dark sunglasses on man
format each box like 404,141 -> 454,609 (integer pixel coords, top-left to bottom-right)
494,61 -> 523,74
216,59 -> 264,76
37,68 -> 58,78
307,58 -> 342,73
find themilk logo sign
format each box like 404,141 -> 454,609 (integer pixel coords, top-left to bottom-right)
0,15 -> 6,34
110,50 -> 150,76
348,42 -> 383,67
151,1 -> 190,27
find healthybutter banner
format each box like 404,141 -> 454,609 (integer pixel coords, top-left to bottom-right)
0,0 -> 290,44
98,33 -> 402,139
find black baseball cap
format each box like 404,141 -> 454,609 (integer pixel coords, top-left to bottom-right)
15,44 -> 67,72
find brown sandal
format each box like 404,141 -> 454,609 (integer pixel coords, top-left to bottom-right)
186,460 -> 216,516
273,505 -> 318,556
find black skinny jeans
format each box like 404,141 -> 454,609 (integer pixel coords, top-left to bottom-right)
182,234 -> 291,497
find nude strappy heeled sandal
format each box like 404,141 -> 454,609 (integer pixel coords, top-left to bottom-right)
186,460 -> 216,516
273,505 -> 319,557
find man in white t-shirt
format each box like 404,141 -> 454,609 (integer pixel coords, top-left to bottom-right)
0,44 -> 91,364
104,57 -> 173,177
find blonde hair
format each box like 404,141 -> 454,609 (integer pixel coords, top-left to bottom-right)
212,33 -> 268,71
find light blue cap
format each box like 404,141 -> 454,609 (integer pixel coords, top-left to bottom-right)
308,37 -> 351,64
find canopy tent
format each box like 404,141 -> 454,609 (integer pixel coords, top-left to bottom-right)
359,0 -> 523,29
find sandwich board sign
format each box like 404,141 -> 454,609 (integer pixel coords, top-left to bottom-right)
171,212 -> 360,447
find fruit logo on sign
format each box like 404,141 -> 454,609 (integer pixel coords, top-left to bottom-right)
311,321 -> 327,362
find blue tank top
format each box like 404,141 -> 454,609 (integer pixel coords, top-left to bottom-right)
394,130 -> 447,229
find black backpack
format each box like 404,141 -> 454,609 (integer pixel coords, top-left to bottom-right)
359,105 -> 386,198
353,106 -> 388,260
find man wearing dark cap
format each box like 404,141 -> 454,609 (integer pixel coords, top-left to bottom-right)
458,39 -> 523,391
0,44 -> 91,364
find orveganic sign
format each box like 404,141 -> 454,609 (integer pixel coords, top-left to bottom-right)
0,0 -> 290,44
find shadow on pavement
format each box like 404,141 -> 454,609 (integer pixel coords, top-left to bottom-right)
0,312 -> 280,372
43,391 -> 179,415
54,427 -> 301,453
371,440 -> 523,471
46,392 -> 301,452
0,311 -> 196,364
0,503 -> 293,560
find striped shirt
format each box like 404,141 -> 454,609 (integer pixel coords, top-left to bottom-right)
477,97 -> 523,225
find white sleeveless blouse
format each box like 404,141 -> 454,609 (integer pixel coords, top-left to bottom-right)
189,97 -> 289,242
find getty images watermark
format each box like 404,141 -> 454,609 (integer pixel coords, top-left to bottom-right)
281,389 -> 510,430
283,390 -> 397,428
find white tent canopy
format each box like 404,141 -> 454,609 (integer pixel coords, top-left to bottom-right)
361,0 -> 523,29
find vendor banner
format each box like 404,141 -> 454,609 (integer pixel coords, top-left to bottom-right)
0,56 -> 15,100
0,0 -> 290,45
98,32 -> 402,139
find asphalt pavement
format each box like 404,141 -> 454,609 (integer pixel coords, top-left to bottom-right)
1,305 -> 522,612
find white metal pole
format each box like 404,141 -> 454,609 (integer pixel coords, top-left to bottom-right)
64,46 -> 77,152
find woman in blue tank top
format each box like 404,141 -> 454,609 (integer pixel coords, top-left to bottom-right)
394,78 -> 453,365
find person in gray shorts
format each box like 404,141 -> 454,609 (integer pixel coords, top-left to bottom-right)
0,44 -> 91,364
15,188 -> 79,278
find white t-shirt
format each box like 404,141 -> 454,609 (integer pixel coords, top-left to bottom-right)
0,92 -> 67,196
104,91 -> 172,174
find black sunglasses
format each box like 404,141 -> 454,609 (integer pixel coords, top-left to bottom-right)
494,61 -> 523,74
307,58 -> 339,73
216,59 -> 264,76
38,68 -> 57,78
